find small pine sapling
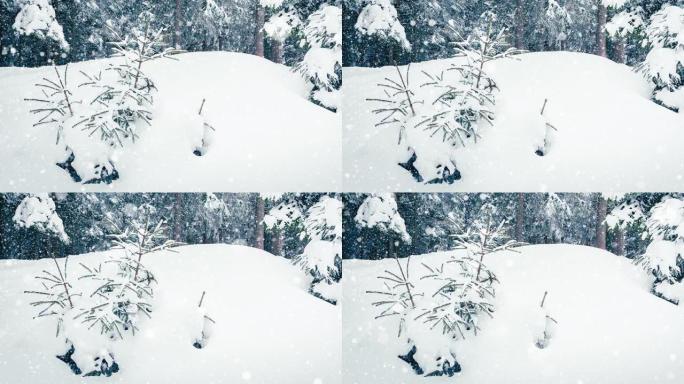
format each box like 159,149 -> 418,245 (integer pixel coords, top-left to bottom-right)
534,291 -> 558,349
23,66 -> 91,182
75,69 -> 153,147
24,255 -> 77,338
76,206 -> 181,340
534,99 -> 558,157
76,262 -> 154,339
25,65 -> 76,145
192,291 -> 217,349
107,206 -> 182,284
367,256 -> 418,338
365,17 -> 522,186
192,99 -> 216,157
450,203 -> 524,282
106,9 -> 181,92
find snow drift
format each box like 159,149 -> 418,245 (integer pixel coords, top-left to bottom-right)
0,52 -> 341,191
0,244 -> 341,384
343,244 -> 684,383
343,52 -> 684,192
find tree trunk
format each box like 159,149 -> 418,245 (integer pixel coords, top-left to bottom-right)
514,0 -> 525,50
273,228 -> 283,256
596,195 -> 607,250
613,36 -> 625,63
173,193 -> 183,242
0,194 -> 5,259
255,196 -> 265,249
515,193 -> 525,242
173,0 -> 182,49
255,5 -> 265,57
615,226 -> 625,256
272,40 -> 284,64
596,1 -> 607,57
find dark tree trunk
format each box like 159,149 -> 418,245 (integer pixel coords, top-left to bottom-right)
615,227 -> 625,256
173,193 -> 183,242
596,195 -> 607,250
515,193 -> 525,242
272,228 -> 283,256
272,40 -> 284,63
0,194 -> 5,259
613,36 -> 625,63
255,5 -> 265,57
515,0 -> 525,50
255,196 -> 265,249
173,0 -> 182,49
596,1 -> 607,57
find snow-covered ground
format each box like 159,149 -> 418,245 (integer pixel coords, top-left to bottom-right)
343,244 -> 684,383
0,244 -> 341,384
342,52 -> 684,192
0,52 -> 341,192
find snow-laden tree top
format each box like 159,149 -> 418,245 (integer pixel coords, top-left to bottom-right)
260,0 -> 285,8
355,0 -> 411,50
204,193 -> 229,215
605,9 -> 643,37
13,193 -> 70,243
647,197 -> 684,240
602,0 -> 628,8
606,200 -> 644,229
646,5 -> 684,48
305,4 -> 342,49
13,0 -> 69,50
264,10 -> 301,42
264,200 -> 303,230
355,193 -> 411,243
304,196 -> 342,242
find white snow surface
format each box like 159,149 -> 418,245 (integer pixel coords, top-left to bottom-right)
343,244 -> 684,383
0,52 -> 341,191
343,52 -> 684,192
0,244 -> 341,384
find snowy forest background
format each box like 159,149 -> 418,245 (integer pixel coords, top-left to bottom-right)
0,192 -> 333,260
344,0 -> 680,67
343,193 -> 673,260
0,0 -> 336,67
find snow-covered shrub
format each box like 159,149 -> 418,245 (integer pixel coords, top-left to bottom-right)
295,4 -> 341,112
294,195 -> 342,304
636,197 -> 684,304
13,0 -> 70,54
264,9 -> 301,45
638,4 -> 684,112
367,203 -> 519,376
367,17 -> 521,184
13,193 -> 70,244
24,255 -> 121,376
534,291 -> 558,349
192,291 -> 216,349
355,0 -> 411,51
23,6 -> 179,184
355,193 -> 411,243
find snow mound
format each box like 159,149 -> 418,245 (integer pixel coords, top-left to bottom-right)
0,244 -> 341,384
0,52 -> 341,191
343,244 -> 684,383
343,52 -> 684,192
